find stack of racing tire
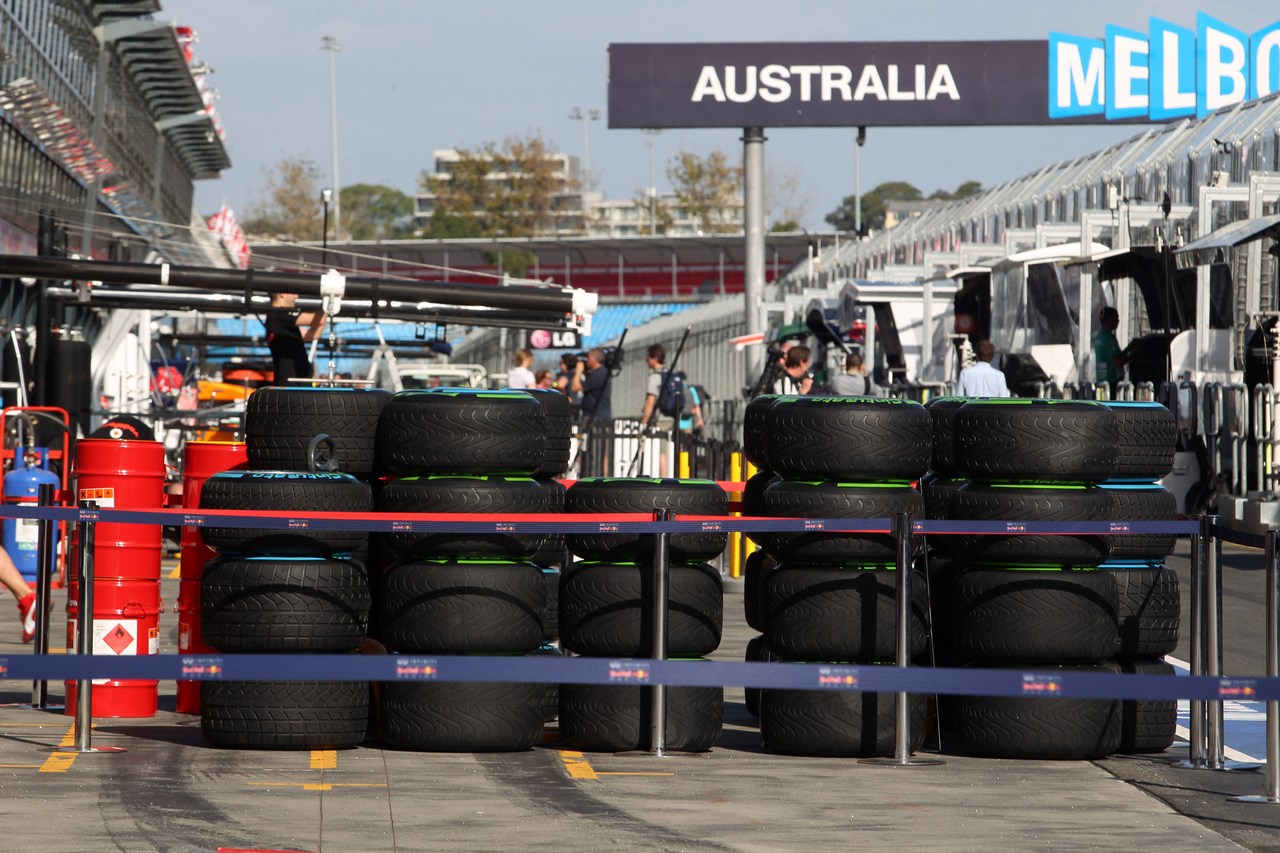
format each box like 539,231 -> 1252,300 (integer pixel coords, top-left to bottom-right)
934,398 -> 1161,760
372,388 -> 563,752
1097,400 -> 1181,754
742,395 -> 933,757
198,385 -> 389,750
559,476 -> 728,752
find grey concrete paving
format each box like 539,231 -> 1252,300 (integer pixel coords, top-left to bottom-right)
0,558 -> 1260,852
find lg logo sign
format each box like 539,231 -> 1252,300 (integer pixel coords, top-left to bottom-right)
528,329 -> 581,350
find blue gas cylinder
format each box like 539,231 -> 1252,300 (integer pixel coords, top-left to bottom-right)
3,448 -> 60,582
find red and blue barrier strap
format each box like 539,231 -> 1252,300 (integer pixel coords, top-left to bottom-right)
0,504 -> 1205,537
1,652 -> 1272,702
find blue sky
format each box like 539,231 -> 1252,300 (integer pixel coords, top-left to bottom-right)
160,0 -> 1271,230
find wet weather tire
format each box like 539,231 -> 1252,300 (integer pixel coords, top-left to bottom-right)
1105,401 -> 1177,480
947,567 -> 1118,664
565,478 -> 728,562
759,687 -> 926,757
760,564 -> 928,661
751,481 -> 921,563
766,397 -> 932,481
925,397 -> 967,476
198,471 -> 371,558
378,389 -> 546,475
201,680 -> 369,749
1118,660 -> 1177,753
1107,565 -> 1179,659
377,475 -> 548,560
378,560 -> 545,654
948,484 -> 1112,566
558,561 -> 722,657
245,387 -> 390,476
954,399 -> 1117,482
200,557 -> 370,653
743,550 -> 778,633
526,388 -> 573,477
559,682 -> 723,753
1103,485 -> 1178,561
379,681 -> 545,752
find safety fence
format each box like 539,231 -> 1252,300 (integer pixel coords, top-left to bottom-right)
4,499 -> 1280,795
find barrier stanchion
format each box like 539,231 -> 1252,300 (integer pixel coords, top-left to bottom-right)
29,482 -> 58,709
647,508 -> 671,756
1181,514 -> 1208,769
1231,528 -> 1280,804
57,502 -> 125,755
1204,515 -> 1259,772
862,512 -> 944,768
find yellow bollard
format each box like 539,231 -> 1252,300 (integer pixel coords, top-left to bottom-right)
744,461 -> 759,557
729,452 -> 743,579
679,451 -> 691,479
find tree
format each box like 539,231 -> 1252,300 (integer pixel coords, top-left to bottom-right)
825,181 -> 921,233
423,212 -> 486,239
340,183 -> 414,240
766,162 -> 811,232
422,133 -> 565,238
629,190 -> 677,235
667,149 -> 742,233
242,156 -> 326,241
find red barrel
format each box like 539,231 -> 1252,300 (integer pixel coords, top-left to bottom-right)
73,439 -> 165,580
176,440 -> 246,714
179,441 -> 246,580
65,577 -> 161,718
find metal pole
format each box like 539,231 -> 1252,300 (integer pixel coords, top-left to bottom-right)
1183,514 -> 1208,768
73,503 -> 95,750
30,482 -> 56,708
862,512 -> 943,767
1206,514 -> 1225,769
321,36 -> 343,240
648,508 -> 671,756
1231,528 -> 1280,803
742,127 -> 766,391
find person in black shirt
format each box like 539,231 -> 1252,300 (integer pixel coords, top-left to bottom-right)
265,292 -> 326,385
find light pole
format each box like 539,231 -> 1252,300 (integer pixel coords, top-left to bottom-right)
644,128 -> 662,235
321,35 -> 343,240
569,106 -> 600,189
855,126 -> 866,236
321,188 -> 332,267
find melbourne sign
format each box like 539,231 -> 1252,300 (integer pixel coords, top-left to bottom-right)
608,13 -> 1280,128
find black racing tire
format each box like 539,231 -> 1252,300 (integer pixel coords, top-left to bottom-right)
743,634 -> 781,719
743,550 -> 778,633
245,386 -> 390,476
378,560 -> 545,654
198,471 -> 372,558
948,483 -> 1112,566
530,478 -> 567,569
201,556 -> 371,653
377,475 -> 549,560
954,399 -> 1117,482
565,478 -> 728,562
947,566 -> 1118,664
1103,485 -> 1178,561
955,664 -> 1121,759
741,470 -> 779,517
1105,401 -> 1177,480
920,474 -> 965,558
751,480 -> 921,563
379,680 -> 546,752
525,389 -> 573,478
925,397 -> 968,476
558,561 -> 722,657
760,563 -> 928,661
378,389 -> 546,475
766,396 -> 932,481
1118,659 -> 1177,754
541,568 -> 560,642
743,395 -> 785,469
759,684 -> 926,757
558,679 -> 723,753
201,680 -> 369,749
1106,565 -> 1179,659
926,560 -> 968,666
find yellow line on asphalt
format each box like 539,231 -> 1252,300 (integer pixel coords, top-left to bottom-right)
310,750 -> 337,769
597,771 -> 676,776
0,722 -> 68,727
167,565 -> 181,579
39,725 -> 78,773
557,749 -> 598,780
248,782 -> 375,787
0,763 -> 42,768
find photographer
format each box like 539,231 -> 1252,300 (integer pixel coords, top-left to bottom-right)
773,344 -> 814,395
571,347 -> 612,420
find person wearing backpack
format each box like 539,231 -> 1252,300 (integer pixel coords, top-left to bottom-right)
639,343 -> 704,433
830,351 -> 880,396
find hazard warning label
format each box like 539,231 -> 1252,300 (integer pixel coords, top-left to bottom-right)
78,487 -> 115,508
93,620 -> 137,656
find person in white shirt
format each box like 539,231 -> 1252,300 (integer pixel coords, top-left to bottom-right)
955,340 -> 1011,397
507,348 -> 536,389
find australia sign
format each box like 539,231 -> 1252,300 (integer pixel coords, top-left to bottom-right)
608,13 -> 1280,128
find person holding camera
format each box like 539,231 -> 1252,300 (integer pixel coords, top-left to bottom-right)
773,344 -> 814,395
571,347 -> 613,420
556,352 -> 582,406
